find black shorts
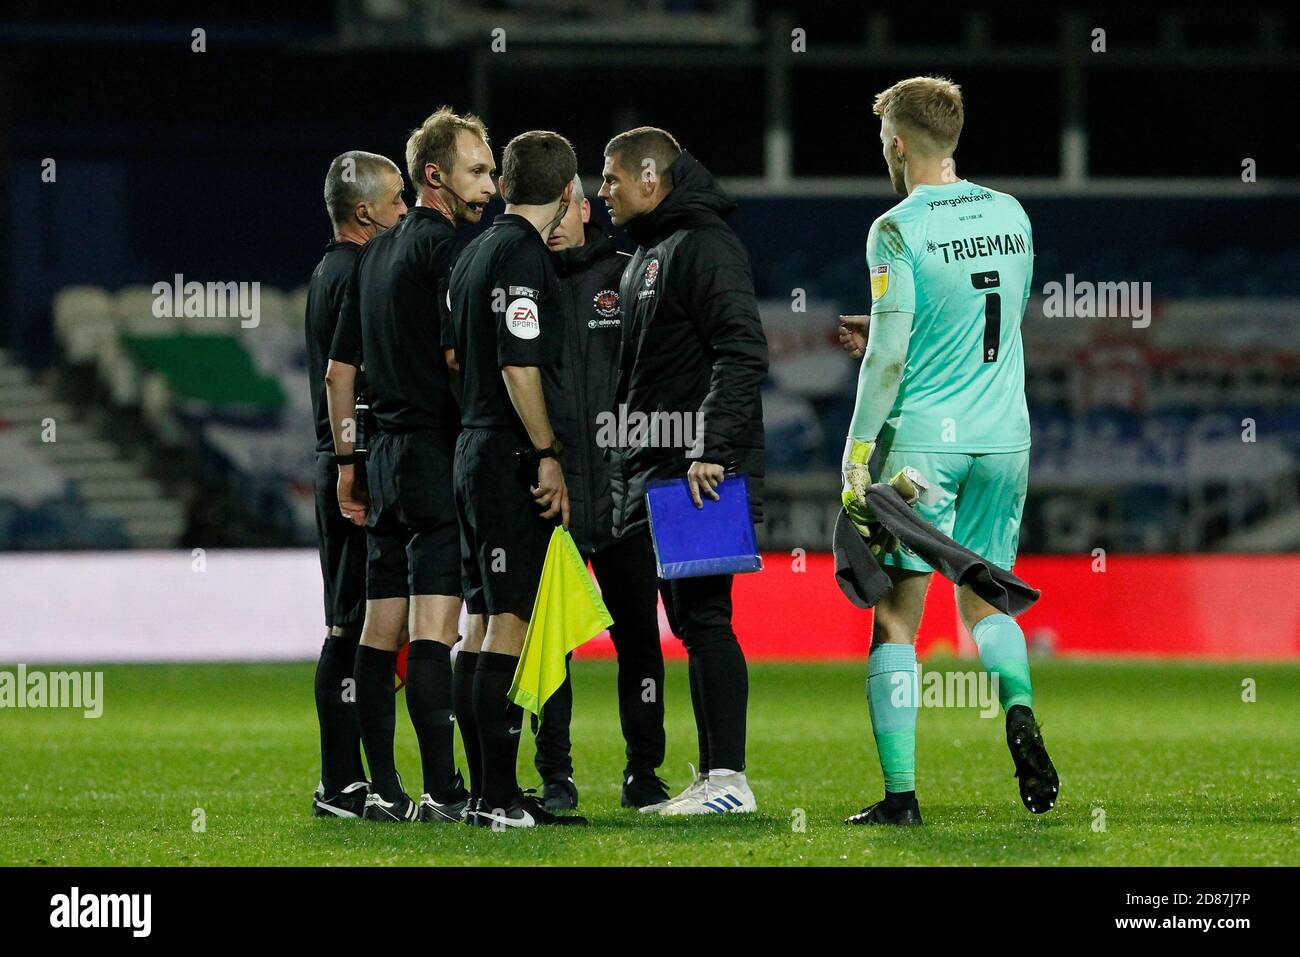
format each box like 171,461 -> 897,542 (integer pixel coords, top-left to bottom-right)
313,452 -> 366,628
455,428 -> 555,617
365,429 -> 461,600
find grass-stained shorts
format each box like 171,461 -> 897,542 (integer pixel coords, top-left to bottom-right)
874,447 -> 1029,573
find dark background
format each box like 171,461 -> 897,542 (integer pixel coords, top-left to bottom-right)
0,1 -> 1297,555
4,2 -> 1298,364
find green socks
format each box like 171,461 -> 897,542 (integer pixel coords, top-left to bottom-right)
865,619 -> 1033,796
973,613 -> 1034,712
866,643 -> 918,793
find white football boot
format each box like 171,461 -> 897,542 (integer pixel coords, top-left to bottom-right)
657,769 -> 757,816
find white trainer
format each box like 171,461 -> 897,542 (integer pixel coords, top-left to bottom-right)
657,771 -> 756,816
639,764 -> 708,814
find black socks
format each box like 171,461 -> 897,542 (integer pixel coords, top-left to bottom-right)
353,645 -> 400,800
453,650 -> 481,803
534,654 -> 574,782
314,632 -> 364,795
404,640 -> 457,801
473,651 -> 525,811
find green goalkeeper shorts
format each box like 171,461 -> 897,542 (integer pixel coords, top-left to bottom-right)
874,448 -> 1029,574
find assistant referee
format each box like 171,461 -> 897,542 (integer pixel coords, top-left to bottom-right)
448,130 -> 587,829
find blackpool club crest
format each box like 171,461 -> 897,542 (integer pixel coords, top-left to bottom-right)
593,289 -> 620,318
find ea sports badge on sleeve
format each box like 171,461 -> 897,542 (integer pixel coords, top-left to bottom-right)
506,297 -> 540,339
870,263 -> 890,301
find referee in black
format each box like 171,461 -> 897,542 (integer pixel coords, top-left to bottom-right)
530,174 -> 670,811
448,130 -> 587,829
327,108 -> 497,823
307,150 -> 407,818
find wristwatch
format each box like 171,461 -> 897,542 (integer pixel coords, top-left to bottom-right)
333,453 -> 359,466
534,445 -> 560,461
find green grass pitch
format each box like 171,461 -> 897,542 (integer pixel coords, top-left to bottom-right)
2,659 -> 1296,866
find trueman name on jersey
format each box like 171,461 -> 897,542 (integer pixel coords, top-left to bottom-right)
929,231 -> 1029,264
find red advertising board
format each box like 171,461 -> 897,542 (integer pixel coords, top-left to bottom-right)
575,554 -> 1300,661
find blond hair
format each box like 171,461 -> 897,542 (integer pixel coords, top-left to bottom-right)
405,107 -> 490,191
873,76 -> 964,154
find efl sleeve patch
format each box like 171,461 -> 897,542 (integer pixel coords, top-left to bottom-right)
505,297 -> 540,339
870,264 -> 890,301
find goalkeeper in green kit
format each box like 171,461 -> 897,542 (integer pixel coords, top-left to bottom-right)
838,76 -> 1059,825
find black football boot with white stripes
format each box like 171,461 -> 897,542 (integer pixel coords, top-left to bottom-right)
362,775 -> 417,823
312,780 -> 369,819
417,771 -> 471,823
477,791 -> 588,829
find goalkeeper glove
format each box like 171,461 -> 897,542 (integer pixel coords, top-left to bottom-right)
842,438 -> 927,556
841,438 -> 876,538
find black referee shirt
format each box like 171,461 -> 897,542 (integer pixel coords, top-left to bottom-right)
330,207 -> 460,433
306,239 -> 361,453
448,213 -> 562,437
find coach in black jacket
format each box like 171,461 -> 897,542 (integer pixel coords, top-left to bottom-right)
531,176 -> 670,811
598,129 -> 768,815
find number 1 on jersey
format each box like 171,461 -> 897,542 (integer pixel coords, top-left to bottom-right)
971,270 -> 1001,363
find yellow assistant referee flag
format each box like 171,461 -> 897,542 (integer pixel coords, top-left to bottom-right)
509,526 -> 614,715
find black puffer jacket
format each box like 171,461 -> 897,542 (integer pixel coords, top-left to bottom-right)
611,152 -> 768,539
543,224 -> 630,555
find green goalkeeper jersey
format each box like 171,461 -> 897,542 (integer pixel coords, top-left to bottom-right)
866,179 -> 1033,453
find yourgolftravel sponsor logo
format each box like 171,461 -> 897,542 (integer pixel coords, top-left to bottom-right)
925,188 -> 993,211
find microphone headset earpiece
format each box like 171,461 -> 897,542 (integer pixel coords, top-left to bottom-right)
430,170 -> 479,212
358,204 -> 391,234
